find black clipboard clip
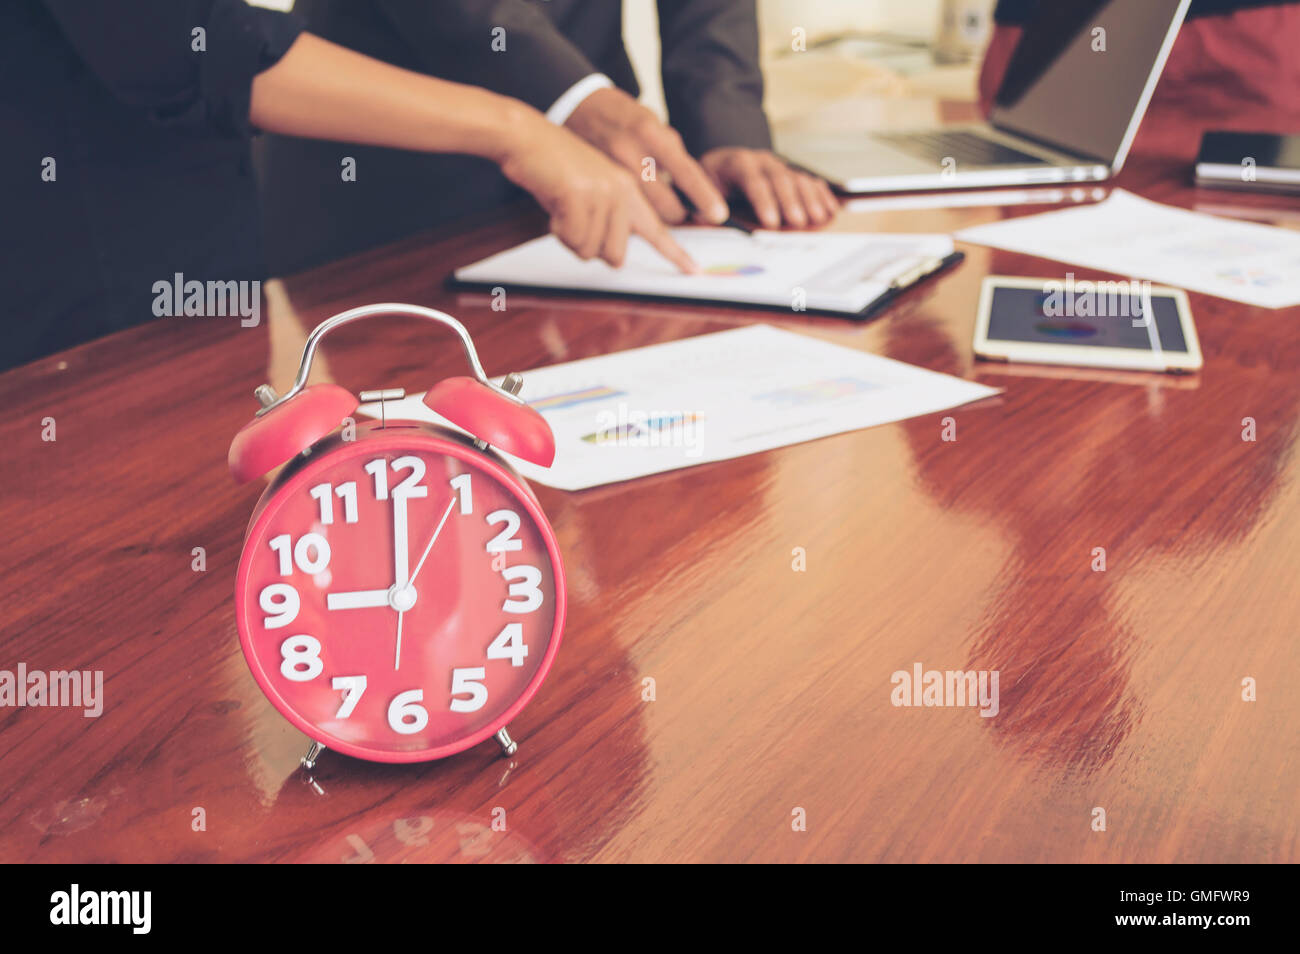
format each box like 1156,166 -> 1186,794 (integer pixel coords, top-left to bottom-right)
860,250 -> 966,319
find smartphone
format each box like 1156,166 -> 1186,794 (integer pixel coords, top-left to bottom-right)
972,276 -> 1202,373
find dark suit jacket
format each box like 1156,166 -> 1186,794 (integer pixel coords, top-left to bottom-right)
258,0 -> 771,276
1,0 -> 301,369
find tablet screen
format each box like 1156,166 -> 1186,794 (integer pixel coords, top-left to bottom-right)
985,285 -> 1189,353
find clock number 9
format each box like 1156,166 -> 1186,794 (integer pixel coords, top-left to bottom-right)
260,583 -> 300,629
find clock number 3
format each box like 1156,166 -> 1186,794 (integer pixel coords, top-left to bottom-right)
501,565 -> 543,614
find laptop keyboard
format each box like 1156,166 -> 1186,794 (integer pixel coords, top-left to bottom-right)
873,130 -> 1050,167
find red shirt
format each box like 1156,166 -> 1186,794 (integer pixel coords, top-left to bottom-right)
979,4 -> 1300,159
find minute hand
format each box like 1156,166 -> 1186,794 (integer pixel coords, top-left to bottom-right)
407,496 -> 457,589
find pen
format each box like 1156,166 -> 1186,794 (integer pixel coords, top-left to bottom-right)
670,183 -> 754,234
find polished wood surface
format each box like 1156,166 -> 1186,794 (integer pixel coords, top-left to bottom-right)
2,137 -> 1298,863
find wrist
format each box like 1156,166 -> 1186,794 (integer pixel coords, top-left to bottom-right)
482,96 -> 544,166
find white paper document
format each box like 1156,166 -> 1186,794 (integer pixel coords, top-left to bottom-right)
454,228 -> 955,314
359,325 -> 999,491
955,189 -> 1300,309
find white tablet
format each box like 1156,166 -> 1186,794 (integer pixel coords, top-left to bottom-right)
972,276 -> 1202,373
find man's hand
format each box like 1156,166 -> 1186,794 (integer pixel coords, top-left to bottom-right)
498,110 -> 698,273
565,87 -> 730,226
700,147 -> 838,230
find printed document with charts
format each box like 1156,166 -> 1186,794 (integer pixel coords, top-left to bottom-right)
956,188 -> 1300,309
359,325 -> 999,490
452,228 -> 956,315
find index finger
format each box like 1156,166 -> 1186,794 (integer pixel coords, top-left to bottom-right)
657,147 -> 729,224
631,199 -> 699,274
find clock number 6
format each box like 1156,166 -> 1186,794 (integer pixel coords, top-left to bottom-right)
388,689 -> 429,735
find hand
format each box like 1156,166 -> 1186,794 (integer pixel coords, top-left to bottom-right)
498,109 -> 698,273
565,87 -> 729,227
699,147 -> 838,230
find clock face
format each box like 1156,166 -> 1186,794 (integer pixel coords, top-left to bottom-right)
235,427 -> 565,762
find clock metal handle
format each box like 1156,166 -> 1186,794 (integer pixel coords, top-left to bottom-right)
256,303 -> 518,416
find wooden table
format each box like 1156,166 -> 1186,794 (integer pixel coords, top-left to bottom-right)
2,147 -> 1297,863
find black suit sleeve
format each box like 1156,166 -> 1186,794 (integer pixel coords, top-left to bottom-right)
374,0 -> 598,112
39,0 -> 302,137
656,0 -> 771,155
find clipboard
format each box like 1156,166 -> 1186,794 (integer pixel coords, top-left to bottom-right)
447,231 -> 965,319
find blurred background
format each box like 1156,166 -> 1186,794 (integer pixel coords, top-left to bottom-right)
252,0 -> 998,132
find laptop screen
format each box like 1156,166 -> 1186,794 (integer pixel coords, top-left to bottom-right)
990,0 -> 1190,163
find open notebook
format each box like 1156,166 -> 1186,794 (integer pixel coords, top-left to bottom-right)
451,228 -> 960,316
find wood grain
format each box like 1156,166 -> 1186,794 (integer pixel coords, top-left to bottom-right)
1,133 -> 1297,863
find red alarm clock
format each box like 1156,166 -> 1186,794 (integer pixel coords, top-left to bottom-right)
228,304 -> 565,766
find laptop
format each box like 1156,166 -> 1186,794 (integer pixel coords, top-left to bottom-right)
776,0 -> 1190,194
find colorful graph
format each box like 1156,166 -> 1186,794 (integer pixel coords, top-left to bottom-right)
527,384 -> 625,412
1035,321 -> 1097,338
581,414 -> 702,445
1215,267 -> 1284,289
703,263 -> 765,277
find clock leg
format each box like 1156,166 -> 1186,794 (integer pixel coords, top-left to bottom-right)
301,741 -> 326,771
494,727 -> 518,758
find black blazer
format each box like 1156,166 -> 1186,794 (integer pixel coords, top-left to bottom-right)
258,0 -> 771,276
0,0 -> 302,370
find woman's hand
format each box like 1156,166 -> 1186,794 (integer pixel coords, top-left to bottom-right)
498,110 -> 698,272
250,34 -> 694,271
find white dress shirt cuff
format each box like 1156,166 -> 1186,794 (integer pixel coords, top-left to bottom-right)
545,73 -> 614,125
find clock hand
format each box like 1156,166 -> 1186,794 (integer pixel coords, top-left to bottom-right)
326,589 -> 390,610
395,608 -> 405,670
392,495 -> 453,671
392,491 -> 411,590
407,496 -> 457,589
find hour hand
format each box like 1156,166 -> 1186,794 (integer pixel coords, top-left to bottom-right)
326,589 -> 390,611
